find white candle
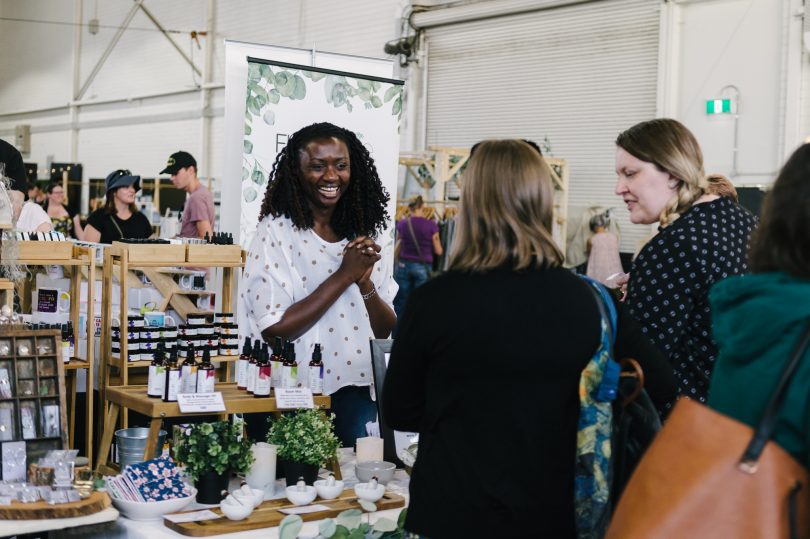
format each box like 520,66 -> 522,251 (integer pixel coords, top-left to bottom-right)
246,442 -> 277,492
355,436 -> 384,462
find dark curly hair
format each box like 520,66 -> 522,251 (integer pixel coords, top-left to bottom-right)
748,143 -> 810,279
258,122 -> 390,239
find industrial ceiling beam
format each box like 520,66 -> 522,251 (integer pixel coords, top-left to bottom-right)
138,2 -> 202,78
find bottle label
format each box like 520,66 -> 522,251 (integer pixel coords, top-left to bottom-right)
61,341 -> 70,363
271,361 -> 281,388
255,365 -> 271,396
309,365 -> 324,395
166,371 -> 181,401
236,359 -> 248,388
282,365 -> 298,388
247,363 -> 257,392
181,365 -> 197,394
196,369 -> 216,393
148,365 -> 166,397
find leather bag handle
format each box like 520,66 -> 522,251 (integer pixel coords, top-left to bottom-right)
739,320 -> 810,473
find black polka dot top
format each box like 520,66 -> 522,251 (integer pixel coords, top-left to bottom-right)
626,197 -> 758,405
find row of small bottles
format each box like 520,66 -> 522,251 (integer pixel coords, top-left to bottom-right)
235,337 -> 324,397
146,341 -> 216,402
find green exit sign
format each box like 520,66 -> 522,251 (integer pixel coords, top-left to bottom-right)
706,99 -> 735,115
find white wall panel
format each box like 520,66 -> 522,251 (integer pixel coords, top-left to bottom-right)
423,0 -> 660,253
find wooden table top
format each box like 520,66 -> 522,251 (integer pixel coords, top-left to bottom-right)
105,383 -> 331,417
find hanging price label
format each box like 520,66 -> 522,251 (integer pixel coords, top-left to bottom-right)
177,392 -> 226,413
274,388 -> 315,409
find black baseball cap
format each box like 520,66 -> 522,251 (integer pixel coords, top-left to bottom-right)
105,169 -> 141,194
160,151 -> 197,175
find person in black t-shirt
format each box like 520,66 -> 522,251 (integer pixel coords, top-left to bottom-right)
0,138 -> 27,194
84,169 -> 152,244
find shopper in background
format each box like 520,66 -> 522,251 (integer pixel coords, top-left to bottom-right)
27,182 -> 45,205
84,169 -> 152,243
585,209 -> 623,286
614,118 -> 757,408
392,195 -> 442,318
161,151 -> 215,239
706,173 -> 739,203
0,138 -> 28,194
13,194 -> 52,232
42,181 -> 84,239
384,140 -> 676,538
238,122 -> 397,447
708,143 -> 810,466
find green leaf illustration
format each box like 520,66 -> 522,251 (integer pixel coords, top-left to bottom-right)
243,140 -> 253,154
292,75 -> 306,100
244,123 -> 251,136
275,71 -> 292,96
268,89 -> 280,104
357,79 -> 373,91
384,85 -> 400,103
247,96 -> 260,115
371,96 -> 382,108
248,63 -> 261,83
358,88 -> 371,101
254,93 -> 267,109
364,102 -> 372,110
263,109 -> 275,125
310,71 -> 326,82
259,64 -> 272,80
251,163 -> 266,185
241,166 -> 249,181
392,97 -> 402,116
346,102 -> 353,113
243,186 -> 257,202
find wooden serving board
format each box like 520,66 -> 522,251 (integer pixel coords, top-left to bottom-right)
0,491 -> 111,520
163,489 -> 406,537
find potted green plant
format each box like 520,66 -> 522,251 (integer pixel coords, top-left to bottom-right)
173,421 -> 253,504
267,409 -> 340,485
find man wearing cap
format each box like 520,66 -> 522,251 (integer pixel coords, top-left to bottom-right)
84,169 -> 152,243
161,151 -> 215,239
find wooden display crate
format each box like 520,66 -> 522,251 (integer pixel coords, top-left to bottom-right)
112,242 -> 186,264
186,244 -> 242,264
18,241 -> 74,262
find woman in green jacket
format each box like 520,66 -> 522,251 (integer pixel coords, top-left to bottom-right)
708,143 -> 810,465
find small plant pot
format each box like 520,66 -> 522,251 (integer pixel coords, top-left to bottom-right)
280,458 -> 319,486
195,470 -> 230,504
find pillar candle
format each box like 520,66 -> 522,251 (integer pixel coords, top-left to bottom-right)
356,436 -> 384,462
246,442 -> 277,492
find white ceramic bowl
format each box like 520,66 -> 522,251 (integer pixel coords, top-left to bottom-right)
314,479 -> 345,500
285,484 -> 317,506
354,482 -> 385,503
220,495 -> 254,521
109,488 -> 197,521
232,487 -> 264,508
355,460 -> 396,484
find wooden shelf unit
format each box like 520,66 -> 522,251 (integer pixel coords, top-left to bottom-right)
1,243 -> 96,465
99,244 -> 245,437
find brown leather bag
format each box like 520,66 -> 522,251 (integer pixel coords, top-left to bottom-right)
606,323 -> 810,539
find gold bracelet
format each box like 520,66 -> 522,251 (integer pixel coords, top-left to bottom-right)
361,286 -> 377,301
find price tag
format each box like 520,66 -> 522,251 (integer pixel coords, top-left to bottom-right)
177,392 -> 226,413
164,510 -> 222,523
274,388 -> 315,409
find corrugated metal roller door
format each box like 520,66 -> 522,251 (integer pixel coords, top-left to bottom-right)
423,0 -> 661,254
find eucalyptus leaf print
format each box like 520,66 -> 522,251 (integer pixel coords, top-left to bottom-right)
244,140 -> 253,154
262,109 -> 275,126
251,161 -> 268,185
243,186 -> 258,203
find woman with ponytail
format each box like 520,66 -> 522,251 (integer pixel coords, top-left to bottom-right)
614,118 -> 757,409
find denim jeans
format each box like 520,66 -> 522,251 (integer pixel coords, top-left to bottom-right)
331,385 -> 378,449
393,260 -> 431,319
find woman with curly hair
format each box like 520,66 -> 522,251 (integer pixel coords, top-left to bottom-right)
238,122 -> 397,446
614,118 -> 757,409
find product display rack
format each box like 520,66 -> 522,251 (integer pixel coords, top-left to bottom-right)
0,243 -> 96,465
0,328 -> 69,466
98,243 -> 245,435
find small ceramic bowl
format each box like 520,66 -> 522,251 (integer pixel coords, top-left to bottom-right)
355,460 -> 396,484
232,487 -> 264,508
286,484 -> 317,506
354,482 -> 385,503
314,478 -> 345,500
220,495 -> 254,520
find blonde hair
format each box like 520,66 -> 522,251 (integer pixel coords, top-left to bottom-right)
706,174 -> 738,203
449,140 -> 563,272
616,118 -> 708,227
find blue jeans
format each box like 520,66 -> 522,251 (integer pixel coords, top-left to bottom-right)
331,385 -> 378,449
393,260 -> 431,319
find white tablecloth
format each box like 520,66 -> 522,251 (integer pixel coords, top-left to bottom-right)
88,449 -> 410,539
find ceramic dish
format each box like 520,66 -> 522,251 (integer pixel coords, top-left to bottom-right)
109,488 -> 197,521
355,460 -> 396,484
314,478 -> 344,500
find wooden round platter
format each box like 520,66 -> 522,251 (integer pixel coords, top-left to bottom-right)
0,491 -> 111,520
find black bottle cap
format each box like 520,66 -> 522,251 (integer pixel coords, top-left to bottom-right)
312,343 -> 321,361
242,337 -> 252,356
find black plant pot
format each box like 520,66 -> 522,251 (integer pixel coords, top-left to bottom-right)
279,458 -> 319,486
194,469 -> 230,504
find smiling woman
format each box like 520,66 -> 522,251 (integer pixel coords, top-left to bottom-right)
238,122 -> 397,447
614,119 -> 758,409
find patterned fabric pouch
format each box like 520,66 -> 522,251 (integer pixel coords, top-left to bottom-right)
574,276 -> 620,539
124,456 -> 192,501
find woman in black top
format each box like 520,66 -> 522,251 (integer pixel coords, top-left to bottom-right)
383,140 -> 676,539
613,119 -> 757,406
84,169 -> 152,244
